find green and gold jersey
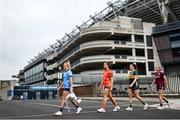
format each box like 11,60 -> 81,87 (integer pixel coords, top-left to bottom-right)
129,70 -> 138,84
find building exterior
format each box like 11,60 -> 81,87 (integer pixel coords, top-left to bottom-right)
23,57 -> 46,86
18,0 -> 180,86
46,16 -> 159,85
153,20 -> 180,73
14,0 -> 180,98
152,21 -> 180,94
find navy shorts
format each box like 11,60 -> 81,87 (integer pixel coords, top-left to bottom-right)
63,88 -> 70,92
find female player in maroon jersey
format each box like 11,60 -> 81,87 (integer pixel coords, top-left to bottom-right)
151,65 -> 170,110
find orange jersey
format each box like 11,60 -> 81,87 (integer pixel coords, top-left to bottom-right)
103,69 -> 113,88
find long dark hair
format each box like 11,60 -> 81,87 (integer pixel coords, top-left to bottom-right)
130,63 -> 138,70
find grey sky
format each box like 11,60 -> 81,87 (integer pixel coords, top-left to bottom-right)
0,0 -> 112,80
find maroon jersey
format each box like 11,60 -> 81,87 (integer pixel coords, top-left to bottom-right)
154,71 -> 165,85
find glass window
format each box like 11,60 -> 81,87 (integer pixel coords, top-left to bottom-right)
147,49 -> 154,59
107,35 -> 131,42
135,35 -> 144,43
170,33 -> 180,42
36,64 -> 39,73
172,48 -> 180,57
39,63 -> 44,71
36,65 -> 38,73
32,67 -> 35,75
30,68 -> 33,76
170,33 -> 180,48
26,71 -> 28,78
171,41 -> 180,48
146,35 -> 153,47
148,62 -> 154,71
24,72 -> 27,78
131,19 -> 143,30
32,75 -> 35,80
136,49 -> 145,56
114,40 -> 119,44
27,77 -> 29,81
27,70 -> 30,77
38,74 -> 40,79
40,72 -> 43,78
34,66 -> 36,73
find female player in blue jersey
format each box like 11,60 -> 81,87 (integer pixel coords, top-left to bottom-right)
54,61 -> 82,116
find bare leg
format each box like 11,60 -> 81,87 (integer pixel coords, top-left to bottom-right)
162,92 -> 169,103
128,88 -> 133,108
134,90 -> 146,105
101,88 -> 109,110
60,90 -> 69,111
108,89 -> 118,106
158,90 -> 163,106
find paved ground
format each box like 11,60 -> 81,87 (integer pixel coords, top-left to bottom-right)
0,98 -> 180,119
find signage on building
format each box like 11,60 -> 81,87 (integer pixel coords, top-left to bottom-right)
31,86 -> 57,90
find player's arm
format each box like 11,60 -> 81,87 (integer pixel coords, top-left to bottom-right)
58,81 -> 64,90
110,76 -> 113,91
129,75 -> 139,87
163,75 -> 168,86
99,79 -> 104,90
151,79 -> 155,85
70,76 -> 74,93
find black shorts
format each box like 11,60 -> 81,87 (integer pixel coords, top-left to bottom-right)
63,88 -> 70,92
129,82 -> 139,91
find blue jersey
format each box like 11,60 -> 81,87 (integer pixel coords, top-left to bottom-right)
63,69 -> 73,89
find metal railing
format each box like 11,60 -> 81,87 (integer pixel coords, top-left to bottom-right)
166,72 -> 180,94
72,73 -> 180,95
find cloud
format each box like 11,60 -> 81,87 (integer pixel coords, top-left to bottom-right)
0,0 -> 110,79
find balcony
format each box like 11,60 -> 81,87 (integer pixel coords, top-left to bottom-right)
46,73 -> 58,81
72,55 -> 147,69
80,40 -> 113,49
115,55 -> 146,62
46,62 -> 57,71
134,42 -> 145,47
57,41 -> 137,66
81,55 -> 114,64
47,52 -> 57,61
80,21 -> 134,36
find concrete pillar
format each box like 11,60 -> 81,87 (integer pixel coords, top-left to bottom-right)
131,34 -> 135,43
131,34 -> 136,57
36,91 -> 40,100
